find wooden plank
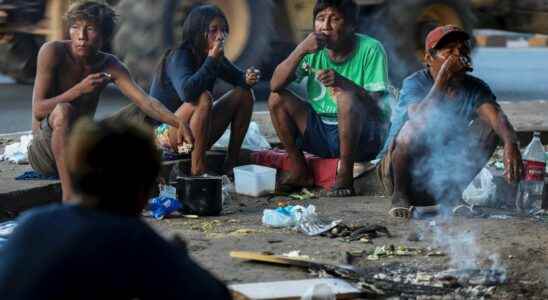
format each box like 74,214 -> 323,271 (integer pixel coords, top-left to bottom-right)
229,251 -> 314,268
229,278 -> 362,300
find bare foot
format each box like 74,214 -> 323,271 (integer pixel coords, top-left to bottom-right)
278,165 -> 314,192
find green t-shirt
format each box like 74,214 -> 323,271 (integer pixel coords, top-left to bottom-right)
295,34 -> 391,124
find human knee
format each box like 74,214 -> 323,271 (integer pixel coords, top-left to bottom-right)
196,91 -> 213,110
267,92 -> 285,112
236,87 -> 255,108
50,103 -> 74,130
335,91 -> 359,117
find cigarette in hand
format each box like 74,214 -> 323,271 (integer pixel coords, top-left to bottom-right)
102,72 -> 112,79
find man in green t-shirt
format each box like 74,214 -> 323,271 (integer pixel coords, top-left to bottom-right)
269,0 -> 391,196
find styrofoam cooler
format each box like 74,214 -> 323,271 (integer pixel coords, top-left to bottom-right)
234,165 -> 276,197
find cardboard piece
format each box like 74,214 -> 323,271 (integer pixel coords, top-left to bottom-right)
230,278 -> 362,300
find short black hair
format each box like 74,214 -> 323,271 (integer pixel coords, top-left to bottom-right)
67,119 -> 160,214
65,1 -> 118,42
313,0 -> 359,27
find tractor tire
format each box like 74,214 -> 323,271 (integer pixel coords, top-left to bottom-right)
361,0 -> 475,87
113,0 -> 274,89
0,33 -> 40,84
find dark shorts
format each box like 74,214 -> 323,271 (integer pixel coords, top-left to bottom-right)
28,116 -> 57,176
297,103 -> 382,162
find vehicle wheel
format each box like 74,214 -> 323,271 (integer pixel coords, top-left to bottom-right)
114,0 -> 274,89
361,0 -> 475,87
0,33 -> 40,84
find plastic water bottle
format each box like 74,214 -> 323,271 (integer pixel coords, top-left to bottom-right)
516,132 -> 546,212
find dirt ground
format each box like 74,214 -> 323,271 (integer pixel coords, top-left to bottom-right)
146,190 -> 548,299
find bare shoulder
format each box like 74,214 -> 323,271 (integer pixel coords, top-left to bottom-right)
37,40 -> 68,64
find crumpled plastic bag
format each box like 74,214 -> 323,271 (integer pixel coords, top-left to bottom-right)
462,168 -> 496,207
0,134 -> 33,164
262,205 -> 340,236
147,185 -> 181,219
213,121 -> 270,151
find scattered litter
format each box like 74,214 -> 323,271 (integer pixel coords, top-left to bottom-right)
267,239 -> 283,244
0,134 -> 32,164
325,223 -> 391,242
488,214 -> 512,220
221,175 -> 233,206
462,168 -> 496,207
366,245 -> 445,261
262,205 -> 341,236
283,250 -> 311,260
15,170 -> 58,181
182,214 -> 199,219
147,184 -> 181,219
289,188 -> 316,201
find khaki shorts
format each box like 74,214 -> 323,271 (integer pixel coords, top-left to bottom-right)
28,116 -> 57,176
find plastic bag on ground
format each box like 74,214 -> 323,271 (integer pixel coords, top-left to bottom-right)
212,122 -> 271,151
147,185 -> 181,219
0,134 -> 33,164
221,175 -> 233,206
262,205 -> 341,236
462,168 -> 496,207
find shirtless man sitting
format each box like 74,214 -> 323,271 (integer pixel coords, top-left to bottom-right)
28,1 -> 192,202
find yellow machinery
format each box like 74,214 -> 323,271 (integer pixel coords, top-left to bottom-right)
2,0 -> 548,86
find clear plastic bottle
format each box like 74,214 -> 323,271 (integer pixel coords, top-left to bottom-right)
516,132 -> 546,212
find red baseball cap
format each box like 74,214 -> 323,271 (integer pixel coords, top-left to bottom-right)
425,25 -> 470,51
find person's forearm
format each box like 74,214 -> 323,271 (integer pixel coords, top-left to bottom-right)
34,86 -> 81,118
493,112 -> 518,146
138,97 -> 180,128
270,47 -> 306,92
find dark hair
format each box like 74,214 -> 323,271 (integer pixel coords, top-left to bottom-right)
65,1 -> 118,42
66,119 -> 160,214
313,0 -> 359,27
156,4 -> 228,84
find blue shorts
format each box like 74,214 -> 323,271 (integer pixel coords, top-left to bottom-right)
297,103 -> 382,162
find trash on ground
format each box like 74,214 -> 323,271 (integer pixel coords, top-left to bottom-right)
283,250 -> 311,260
289,188 -> 317,201
229,278 -> 360,300
463,167 -> 496,207
366,245 -> 445,261
213,121 -> 271,151
262,205 -> 340,236
0,134 -> 32,164
221,175 -> 233,206
234,164 -> 276,197
324,223 -> 391,242
147,184 -> 181,219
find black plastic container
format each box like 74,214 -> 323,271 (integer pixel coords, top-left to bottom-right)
173,176 -> 222,216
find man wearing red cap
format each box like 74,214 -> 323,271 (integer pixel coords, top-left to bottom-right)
378,25 -> 522,218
